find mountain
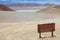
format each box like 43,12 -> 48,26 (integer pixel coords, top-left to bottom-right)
41,3 -> 56,7
6,3 -> 42,10
37,5 -> 60,13
54,5 -> 60,8
5,3 -> 57,10
6,3 -> 41,7
6,3 -> 56,7
0,4 -> 14,11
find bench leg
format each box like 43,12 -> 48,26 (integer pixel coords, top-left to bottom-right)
39,33 -> 42,38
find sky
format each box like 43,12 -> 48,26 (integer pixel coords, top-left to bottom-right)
0,0 -> 60,4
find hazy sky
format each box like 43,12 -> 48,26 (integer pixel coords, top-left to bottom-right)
0,0 -> 60,4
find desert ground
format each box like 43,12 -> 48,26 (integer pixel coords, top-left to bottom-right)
0,11 -> 60,40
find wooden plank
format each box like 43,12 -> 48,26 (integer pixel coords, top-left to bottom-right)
37,23 -> 55,33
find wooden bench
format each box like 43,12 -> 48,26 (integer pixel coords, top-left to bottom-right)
37,23 -> 55,38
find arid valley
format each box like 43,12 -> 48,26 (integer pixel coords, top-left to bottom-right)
0,4 -> 60,40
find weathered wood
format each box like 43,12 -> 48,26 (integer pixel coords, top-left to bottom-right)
39,32 -> 42,38
51,31 -> 54,36
37,23 -> 55,38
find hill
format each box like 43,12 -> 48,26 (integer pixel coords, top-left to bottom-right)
0,4 -> 14,11
37,5 -> 60,13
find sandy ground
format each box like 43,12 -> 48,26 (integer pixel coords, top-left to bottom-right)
0,11 -> 59,22
0,11 -> 60,40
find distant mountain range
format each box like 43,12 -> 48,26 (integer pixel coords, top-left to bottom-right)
0,3 -> 59,11
6,3 -> 57,7
5,3 -> 57,10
